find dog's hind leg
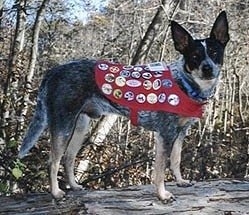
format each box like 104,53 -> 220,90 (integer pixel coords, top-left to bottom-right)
170,134 -> 193,187
64,113 -> 90,191
49,133 -> 68,199
153,133 -> 174,202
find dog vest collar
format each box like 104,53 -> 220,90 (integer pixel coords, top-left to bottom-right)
95,61 -> 204,125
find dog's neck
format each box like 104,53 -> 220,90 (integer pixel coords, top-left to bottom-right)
168,58 -> 217,103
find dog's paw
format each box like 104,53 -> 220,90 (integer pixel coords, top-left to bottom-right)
176,179 -> 194,187
52,189 -> 66,199
158,190 -> 175,203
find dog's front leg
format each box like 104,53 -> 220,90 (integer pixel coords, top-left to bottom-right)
170,134 -> 193,187
153,133 -> 174,202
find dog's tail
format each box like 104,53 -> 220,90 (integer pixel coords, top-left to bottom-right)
18,87 -> 48,159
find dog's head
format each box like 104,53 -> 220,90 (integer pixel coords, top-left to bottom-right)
171,11 -> 229,90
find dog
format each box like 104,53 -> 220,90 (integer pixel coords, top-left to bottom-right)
18,11 -> 229,202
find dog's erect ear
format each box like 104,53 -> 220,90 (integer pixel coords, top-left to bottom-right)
210,11 -> 229,46
171,21 -> 194,54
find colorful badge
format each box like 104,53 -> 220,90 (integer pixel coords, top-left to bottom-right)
158,93 -> 167,103
153,79 -> 161,90
109,66 -> 120,73
131,71 -> 141,79
123,65 -> 134,70
105,73 -> 115,83
120,70 -> 130,78
124,91 -> 135,101
168,94 -> 180,106
143,80 -> 152,90
126,79 -> 142,87
98,63 -> 109,71
136,94 -> 146,103
102,83 -> 112,95
113,89 -> 123,99
115,76 -> 126,87
147,93 -> 157,104
142,72 -> 152,79
162,79 -> 173,88
134,66 -> 143,72
154,71 -> 164,78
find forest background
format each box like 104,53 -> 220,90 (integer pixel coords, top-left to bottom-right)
0,0 -> 248,195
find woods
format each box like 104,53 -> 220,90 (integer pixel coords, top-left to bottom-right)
0,0 -> 249,197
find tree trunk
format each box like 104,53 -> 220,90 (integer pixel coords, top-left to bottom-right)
18,0 -> 49,134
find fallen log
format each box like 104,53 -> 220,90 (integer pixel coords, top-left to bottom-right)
0,179 -> 248,215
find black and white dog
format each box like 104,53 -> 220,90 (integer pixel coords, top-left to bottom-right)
19,11 -> 229,202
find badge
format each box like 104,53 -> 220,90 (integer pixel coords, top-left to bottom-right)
142,72 -> 152,79
158,93 -> 166,103
115,76 -> 126,87
147,62 -> 165,71
123,65 -> 134,70
120,70 -> 130,78
131,71 -> 141,79
143,80 -> 152,90
136,93 -> 146,103
101,83 -> 112,95
113,89 -> 123,99
98,63 -> 109,71
109,66 -> 120,73
126,79 -> 142,87
124,91 -> 134,101
168,94 -> 180,106
153,79 -> 161,90
162,79 -> 173,88
105,73 -> 115,83
134,66 -> 143,72
147,93 -> 157,104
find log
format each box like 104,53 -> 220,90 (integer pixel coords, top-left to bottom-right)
0,179 -> 248,215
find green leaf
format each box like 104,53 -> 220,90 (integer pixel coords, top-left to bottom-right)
12,167 -> 23,179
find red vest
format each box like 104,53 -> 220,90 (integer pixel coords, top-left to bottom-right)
95,61 -> 204,125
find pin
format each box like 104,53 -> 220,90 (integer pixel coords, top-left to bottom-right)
131,71 -> 141,79
123,65 -> 134,70
136,93 -> 146,103
105,73 -> 115,83
124,91 -> 135,101
126,79 -> 142,87
162,79 -> 173,88
120,70 -> 130,78
147,93 -> 157,104
98,63 -> 109,71
143,80 -> 152,90
113,89 -> 123,99
115,76 -> 126,87
134,66 -> 143,72
101,83 -> 112,95
158,93 -> 166,103
142,72 -> 152,79
168,94 -> 180,106
109,66 -> 120,73
153,79 -> 161,90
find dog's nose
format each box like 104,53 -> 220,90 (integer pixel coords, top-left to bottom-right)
202,64 -> 213,77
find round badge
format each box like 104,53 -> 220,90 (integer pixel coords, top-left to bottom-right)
115,76 -> 126,87
144,66 -> 150,71
154,71 -> 163,78
124,91 -> 135,101
153,79 -> 161,90
134,66 -> 143,72
142,72 -> 152,79
113,89 -> 123,99
143,80 -> 152,90
162,79 -> 173,88
147,93 -> 157,104
126,79 -> 142,87
101,83 -> 112,95
105,73 -> 115,83
109,66 -> 120,73
131,71 -> 141,79
98,63 -> 109,71
168,94 -> 180,106
120,70 -> 130,78
136,93 -> 146,103
123,65 -> 134,70
158,93 -> 167,103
